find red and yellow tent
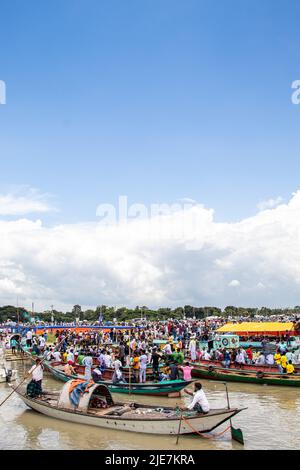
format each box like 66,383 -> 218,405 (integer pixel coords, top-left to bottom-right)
217,322 -> 295,337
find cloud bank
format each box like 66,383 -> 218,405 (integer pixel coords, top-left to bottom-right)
0,190 -> 300,311
0,187 -> 55,216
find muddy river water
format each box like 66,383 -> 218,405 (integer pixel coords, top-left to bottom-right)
0,359 -> 299,450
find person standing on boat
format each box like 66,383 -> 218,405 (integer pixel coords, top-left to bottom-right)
280,352 -> 287,373
118,342 -> 126,366
168,361 -> 179,380
180,361 -> 194,381
183,382 -> 210,414
139,350 -> 148,383
189,336 -> 197,362
26,329 -> 33,348
223,350 -> 231,368
83,355 -> 93,381
246,347 -> 253,364
26,358 -> 44,398
10,337 -> 17,355
274,350 -> 282,372
66,349 -> 75,365
150,347 -> 160,380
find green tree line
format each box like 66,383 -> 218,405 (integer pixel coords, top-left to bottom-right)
1,304 -> 300,323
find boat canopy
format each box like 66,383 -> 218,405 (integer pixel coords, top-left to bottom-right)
57,380 -> 114,412
217,322 -> 294,336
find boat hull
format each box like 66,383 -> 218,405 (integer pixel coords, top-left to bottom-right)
45,362 -> 189,396
192,364 -> 300,387
18,393 -> 241,435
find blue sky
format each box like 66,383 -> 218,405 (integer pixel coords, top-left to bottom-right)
1,0 -> 300,224
1,1 -> 300,310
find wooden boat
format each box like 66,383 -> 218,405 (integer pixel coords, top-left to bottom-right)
191,362 -> 300,387
0,348 -> 18,383
44,361 -> 189,397
192,358 -> 300,372
13,380 -> 245,435
23,349 -> 161,379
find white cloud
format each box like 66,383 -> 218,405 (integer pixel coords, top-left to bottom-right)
0,187 -> 56,215
1,190 -> 300,311
257,196 -> 283,212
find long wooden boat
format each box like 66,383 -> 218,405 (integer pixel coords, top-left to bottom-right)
13,380 -> 245,435
22,349 -> 161,380
44,361 -> 189,396
191,362 -> 300,387
192,358 -> 300,372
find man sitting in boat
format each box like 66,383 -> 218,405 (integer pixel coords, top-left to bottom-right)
112,367 -> 126,384
266,352 -> 275,365
92,366 -> 103,382
64,361 -> 77,377
182,382 -> 210,414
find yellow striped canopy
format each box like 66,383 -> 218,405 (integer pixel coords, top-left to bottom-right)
217,322 -> 294,334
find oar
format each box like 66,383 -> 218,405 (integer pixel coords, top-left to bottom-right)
223,382 -> 244,445
175,410 -> 183,445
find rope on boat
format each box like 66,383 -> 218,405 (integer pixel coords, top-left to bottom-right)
180,414 -> 231,439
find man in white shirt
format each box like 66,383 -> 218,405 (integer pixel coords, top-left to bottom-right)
266,353 -> 275,365
113,357 -> 122,371
52,350 -> 61,362
255,353 -> 266,366
139,350 -> 148,383
183,382 -> 210,414
67,349 -> 75,364
162,343 -> 172,356
26,330 -> 33,347
104,352 -> 112,368
39,335 -> 46,352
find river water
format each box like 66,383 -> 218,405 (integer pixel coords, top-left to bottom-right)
0,358 -> 299,450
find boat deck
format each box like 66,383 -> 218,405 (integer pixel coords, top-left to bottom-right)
35,391 -> 232,421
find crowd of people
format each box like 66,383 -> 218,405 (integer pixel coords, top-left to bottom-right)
19,319 -> 300,385
2,317 -> 300,405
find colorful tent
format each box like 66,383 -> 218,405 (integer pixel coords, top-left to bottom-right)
217,322 -> 295,336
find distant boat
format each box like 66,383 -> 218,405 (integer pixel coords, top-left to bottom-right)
0,347 -> 18,383
191,361 -> 300,387
13,380 -> 245,435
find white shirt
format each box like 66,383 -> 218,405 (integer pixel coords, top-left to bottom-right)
113,359 -> 122,370
139,354 -> 148,369
29,364 -> 43,381
188,389 -> 210,412
53,351 -> 61,361
163,344 -> 172,355
266,354 -> 274,365
67,351 -> 74,362
104,354 -> 112,367
26,331 -> 32,340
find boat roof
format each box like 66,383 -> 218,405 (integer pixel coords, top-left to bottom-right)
57,380 -> 114,412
